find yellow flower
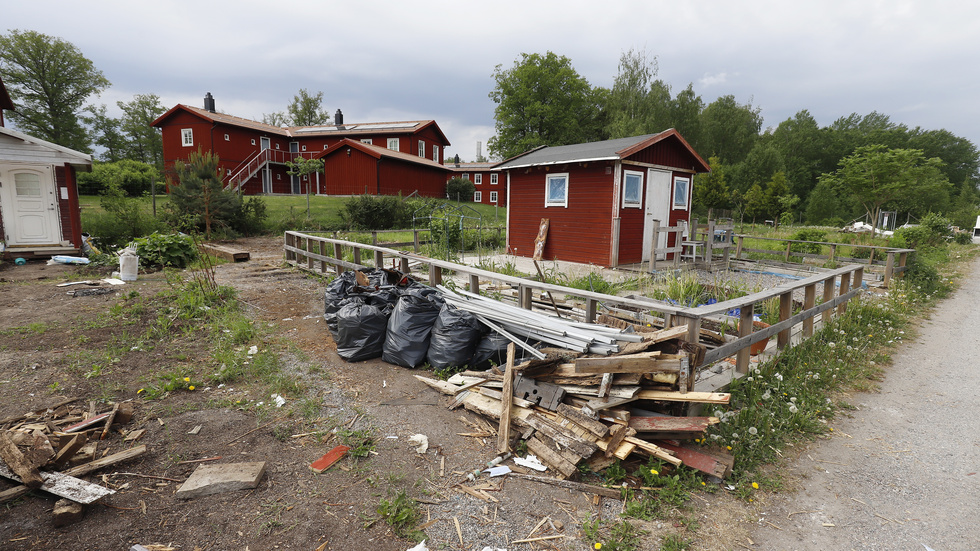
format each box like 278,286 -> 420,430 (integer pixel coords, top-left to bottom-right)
595,544 -> 602,550
701,481 -> 706,486
752,482 -> 759,489
137,388 -> 144,394
183,377 -> 190,382
650,469 -> 659,475
188,385 -> 195,391
727,446 -> 733,450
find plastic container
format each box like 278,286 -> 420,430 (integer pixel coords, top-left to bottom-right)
14,257 -> 26,266
119,254 -> 139,281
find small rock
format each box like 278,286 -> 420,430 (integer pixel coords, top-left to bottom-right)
53,498 -> 84,527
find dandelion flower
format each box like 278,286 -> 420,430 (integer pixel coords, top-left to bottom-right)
748,427 -> 758,435
789,405 -> 798,413
188,386 -> 195,391
137,388 -> 144,394
651,469 -> 659,475
595,544 -> 602,550
752,482 -> 759,489
727,445 -> 733,450
183,377 -> 190,382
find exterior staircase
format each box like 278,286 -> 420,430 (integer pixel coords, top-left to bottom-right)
224,149 -> 320,192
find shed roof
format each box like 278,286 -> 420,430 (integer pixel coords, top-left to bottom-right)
0,125 -> 93,169
494,129 -> 709,172
317,138 -> 451,172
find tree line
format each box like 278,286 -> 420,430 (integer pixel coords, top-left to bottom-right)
488,49 -> 980,229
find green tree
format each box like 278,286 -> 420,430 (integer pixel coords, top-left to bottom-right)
804,179 -> 845,225
743,183 -> 766,224
77,159 -> 159,197
700,94 -> 762,164
819,145 -> 950,236
167,149 -> 247,238
488,52 -> 601,159
262,111 -> 288,127
693,156 -> 730,215
0,30 -> 110,151
286,89 -> 329,126
446,176 -> 476,202
670,84 -> 704,151
285,156 -> 324,217
117,94 -> 166,168
605,48 -> 658,139
83,104 -> 128,162
762,171 -> 792,222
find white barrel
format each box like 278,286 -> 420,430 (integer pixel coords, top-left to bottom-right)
119,255 -> 139,281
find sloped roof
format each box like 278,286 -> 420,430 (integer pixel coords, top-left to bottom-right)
0,125 -> 93,169
317,138 -> 451,171
151,104 -> 450,144
494,129 -> 709,172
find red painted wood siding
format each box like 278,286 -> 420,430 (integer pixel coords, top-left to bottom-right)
54,164 -> 81,248
614,168 -> 691,265
467,171 -> 507,206
507,163 -> 615,264
321,147 -> 448,198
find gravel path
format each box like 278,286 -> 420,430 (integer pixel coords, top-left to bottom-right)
747,256 -> 980,550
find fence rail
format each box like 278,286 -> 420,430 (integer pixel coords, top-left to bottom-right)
284,231 -> 873,385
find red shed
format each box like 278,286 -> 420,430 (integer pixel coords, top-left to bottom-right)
316,139 -> 451,197
497,130 -> 709,266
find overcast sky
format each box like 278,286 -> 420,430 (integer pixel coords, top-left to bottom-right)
4,1 -> 979,160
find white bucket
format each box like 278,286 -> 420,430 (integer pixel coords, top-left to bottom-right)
119,254 -> 139,281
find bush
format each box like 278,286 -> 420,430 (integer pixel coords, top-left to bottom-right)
83,196 -> 167,250
789,229 -> 826,255
132,232 -> 198,269
77,160 -> 159,197
446,177 -> 475,202
953,232 -> 973,245
341,195 -> 412,230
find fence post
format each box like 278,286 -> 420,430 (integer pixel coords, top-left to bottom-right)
884,251 -> 896,287
333,243 -> 344,275
784,241 -> 793,262
400,256 -> 410,274
898,251 -> 908,279
284,233 -> 293,262
736,303 -> 754,375
352,246 -> 361,266
649,219 -> 660,273
735,235 -> 744,260
429,264 -> 442,286
372,231 -> 378,245
518,284 -> 532,310
307,238 -> 314,271
868,247 -> 875,266
853,266 -> 864,290
829,244 -> 837,265
673,314 -> 700,393
803,283 -> 816,338
777,291 -> 792,349
822,276 -> 835,324
706,220 -> 716,267
374,250 -> 384,269
469,274 -> 480,295
837,271 -> 851,315
414,230 -> 420,253
319,240 -> 326,273
585,298 -> 598,324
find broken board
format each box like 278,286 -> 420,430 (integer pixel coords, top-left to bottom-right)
201,243 -> 250,263
0,463 -> 115,504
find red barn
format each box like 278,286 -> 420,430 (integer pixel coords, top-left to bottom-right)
497,130 -> 709,266
446,162 -> 507,206
317,138 -> 451,196
151,93 -> 451,197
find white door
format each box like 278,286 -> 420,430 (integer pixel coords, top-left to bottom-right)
0,165 -> 61,246
642,169 -> 671,262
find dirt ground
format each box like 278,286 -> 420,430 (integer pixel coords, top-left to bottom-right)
0,237 -> 759,551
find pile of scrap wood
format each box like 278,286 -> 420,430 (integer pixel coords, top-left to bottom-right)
416,325 -> 734,484
0,398 -> 147,522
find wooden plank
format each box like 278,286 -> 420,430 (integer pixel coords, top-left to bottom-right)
573,353 -> 684,374
628,416 -> 720,433
461,391 -> 533,428
633,390 -> 730,404
498,344 -> 517,454
0,463 -> 114,504
556,404 -> 609,438
50,433 -> 87,470
652,440 -> 732,480
507,472 -> 622,499
623,436 -> 682,466
524,413 -> 598,458
604,424 -> 633,458
563,385 -> 640,399
201,243 -> 250,262
414,375 -> 460,396
0,431 -> 43,488
525,436 -> 577,479
64,445 -> 147,478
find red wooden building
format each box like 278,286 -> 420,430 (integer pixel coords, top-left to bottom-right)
316,138 -> 451,196
446,162 -> 507,206
0,76 -> 91,259
151,93 -> 451,197
496,130 -> 709,266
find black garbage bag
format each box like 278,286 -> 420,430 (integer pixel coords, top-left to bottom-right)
426,303 -> 484,370
335,298 -> 394,362
323,271 -> 358,333
470,332 -> 539,370
381,287 -> 444,368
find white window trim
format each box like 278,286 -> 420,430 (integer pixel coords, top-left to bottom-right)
181,128 -> 193,147
672,176 -> 691,210
251,139 -> 256,146
432,146 -> 438,162
490,173 -> 498,185
361,138 -> 373,145
545,172 -> 569,208
622,170 -> 643,209
474,174 -> 482,185
474,191 -> 482,202
224,133 -> 230,141
301,145 -> 307,151
490,191 -> 498,203
418,140 -> 425,158
387,138 -> 399,151
462,173 -> 469,181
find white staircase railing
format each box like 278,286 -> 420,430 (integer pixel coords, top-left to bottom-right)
224,149 -> 321,192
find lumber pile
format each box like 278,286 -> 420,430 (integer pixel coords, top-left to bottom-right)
0,398 -> 147,518
416,326 -> 734,485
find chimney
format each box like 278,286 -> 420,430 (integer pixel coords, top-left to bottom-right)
334,109 -> 343,125
203,92 -> 215,113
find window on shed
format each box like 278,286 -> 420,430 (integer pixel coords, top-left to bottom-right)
474,174 -> 482,185
490,191 -> 498,203
673,177 -> 691,210
361,138 -> 373,145
387,138 -> 399,151
490,173 -> 498,185
622,170 -> 643,208
14,173 -> 41,197
474,191 -> 482,202
418,140 -> 425,158
181,128 -> 193,147
545,173 -> 568,207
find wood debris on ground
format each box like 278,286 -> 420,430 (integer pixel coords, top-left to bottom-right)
0,397 -> 147,523
415,324 -> 735,494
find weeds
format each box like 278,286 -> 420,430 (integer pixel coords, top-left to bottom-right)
337,428 -> 376,458
369,489 -> 424,541
582,518 -> 646,551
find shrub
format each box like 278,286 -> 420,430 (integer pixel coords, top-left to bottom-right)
789,229 -> 826,256
132,232 -> 198,268
953,231 -> 973,245
446,177 -> 475,202
341,194 -> 411,230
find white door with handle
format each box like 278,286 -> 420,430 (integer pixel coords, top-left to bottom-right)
0,164 -> 61,245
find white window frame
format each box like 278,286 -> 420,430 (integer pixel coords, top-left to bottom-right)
432,146 -> 439,162
301,145 -> 307,151
181,128 -> 193,147
490,173 -> 498,185
418,140 -> 425,158
251,139 -> 256,146
474,174 -> 482,185
387,138 -> 399,151
361,138 -> 373,145
545,173 -> 569,208
474,191 -> 482,202
224,133 -> 230,141
462,173 -> 469,181
490,191 -> 498,203
622,170 -> 643,208
672,176 -> 691,210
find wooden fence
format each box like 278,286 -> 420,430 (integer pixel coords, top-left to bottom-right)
648,219 -> 736,272
284,231 -> 871,386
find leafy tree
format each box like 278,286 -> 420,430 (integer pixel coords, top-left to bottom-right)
83,104 -> 128,162
262,111 -> 288,127
285,156 -> 324,217
286,88 -> 329,126
0,30 -> 110,151
804,179 -> 845,225
819,145 -> 950,236
77,160 -> 159,197
670,84 -> 705,151
743,184 -> 766,224
700,95 -> 762,164
770,110 -> 830,202
907,128 -> 980,189
727,141 -> 786,196
605,48 -> 658,139
762,171 -> 793,222
693,156 -> 730,215
488,52 -> 602,159
117,94 -> 166,168
446,176 -> 476,202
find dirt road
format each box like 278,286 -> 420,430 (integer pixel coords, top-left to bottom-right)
748,257 -> 980,550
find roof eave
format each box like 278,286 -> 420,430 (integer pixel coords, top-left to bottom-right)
498,155 -> 620,171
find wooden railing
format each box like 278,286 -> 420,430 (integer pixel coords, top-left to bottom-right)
224,149 -> 321,191
284,231 -> 870,384
733,235 -> 912,287
648,219 -> 736,272
312,226 -> 505,253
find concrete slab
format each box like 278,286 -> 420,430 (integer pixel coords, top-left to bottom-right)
175,461 -> 266,499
